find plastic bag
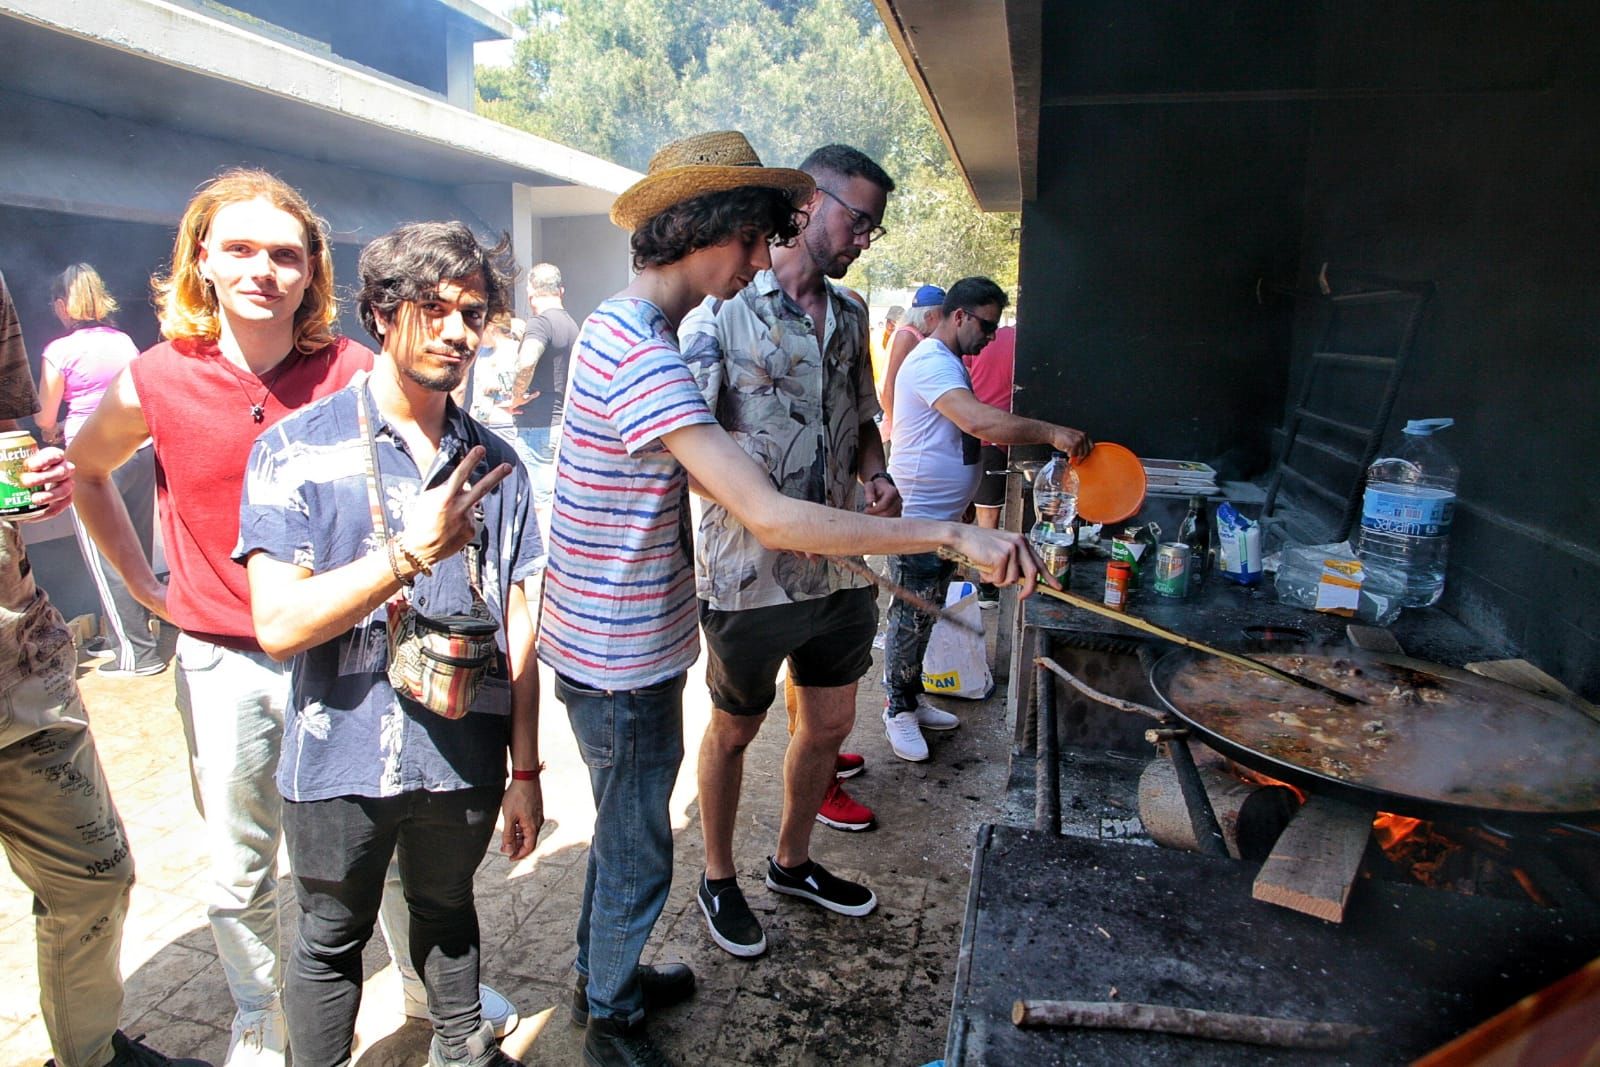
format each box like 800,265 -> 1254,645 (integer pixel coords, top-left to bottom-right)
921,581 -> 993,699
1274,541 -> 1403,625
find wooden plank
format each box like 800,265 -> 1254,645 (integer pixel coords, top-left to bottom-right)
1465,658 -> 1600,725
1253,795 -> 1375,923
1345,624 -> 1404,654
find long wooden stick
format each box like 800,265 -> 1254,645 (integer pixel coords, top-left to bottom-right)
1036,655 -> 1164,720
936,547 -> 1363,704
1012,999 -> 1372,1050
830,555 -> 984,636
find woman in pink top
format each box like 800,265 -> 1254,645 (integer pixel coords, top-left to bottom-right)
37,264 -> 162,675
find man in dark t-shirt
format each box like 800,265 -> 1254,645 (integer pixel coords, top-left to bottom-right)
510,262 -> 578,542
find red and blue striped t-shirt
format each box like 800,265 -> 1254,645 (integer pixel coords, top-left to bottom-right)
536,298 -> 718,691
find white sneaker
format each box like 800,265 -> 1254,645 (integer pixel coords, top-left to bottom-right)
883,709 -> 929,762
913,697 -> 960,731
226,1006 -> 287,1067
403,981 -> 521,1039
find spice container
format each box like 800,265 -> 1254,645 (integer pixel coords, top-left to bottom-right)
1104,561 -> 1132,610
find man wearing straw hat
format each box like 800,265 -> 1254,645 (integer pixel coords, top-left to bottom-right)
539,131 -> 1050,1067
678,143 -> 906,962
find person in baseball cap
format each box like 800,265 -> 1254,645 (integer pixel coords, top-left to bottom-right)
880,283 -> 948,435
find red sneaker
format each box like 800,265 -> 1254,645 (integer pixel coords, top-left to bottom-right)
816,779 -> 875,832
835,752 -> 865,779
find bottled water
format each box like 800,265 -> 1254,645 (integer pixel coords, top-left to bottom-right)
1029,451 -> 1079,580
1355,418 -> 1459,608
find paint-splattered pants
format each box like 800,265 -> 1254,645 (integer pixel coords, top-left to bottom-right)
882,551 -> 958,717
0,659 -> 133,1067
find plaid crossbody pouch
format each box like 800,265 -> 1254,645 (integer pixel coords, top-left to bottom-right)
358,391 -> 497,720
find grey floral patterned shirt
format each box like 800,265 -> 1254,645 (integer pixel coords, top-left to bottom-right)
681,271 -> 880,610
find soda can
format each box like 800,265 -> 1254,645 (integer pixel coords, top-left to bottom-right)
1109,531 -> 1148,582
0,430 -> 46,518
1152,542 -> 1191,599
1032,539 -> 1072,583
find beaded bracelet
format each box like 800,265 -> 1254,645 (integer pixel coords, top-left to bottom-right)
385,539 -> 412,586
394,538 -> 433,577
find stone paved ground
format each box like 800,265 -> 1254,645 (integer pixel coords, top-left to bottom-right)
0,589 -> 1013,1066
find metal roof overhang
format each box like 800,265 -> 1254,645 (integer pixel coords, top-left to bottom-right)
871,0 -> 1038,212
0,1 -> 638,220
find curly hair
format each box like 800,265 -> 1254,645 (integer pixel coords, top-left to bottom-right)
355,221 -> 516,345
630,186 -> 805,271
152,168 -> 337,354
51,263 -> 119,329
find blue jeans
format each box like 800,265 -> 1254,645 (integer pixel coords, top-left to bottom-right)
490,423 -> 558,549
282,786 -> 502,1067
557,671 -> 685,1025
882,552 -> 957,716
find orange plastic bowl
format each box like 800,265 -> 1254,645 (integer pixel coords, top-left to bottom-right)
1074,442 -> 1146,524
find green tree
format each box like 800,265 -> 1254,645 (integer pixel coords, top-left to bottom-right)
476,0 -> 1019,301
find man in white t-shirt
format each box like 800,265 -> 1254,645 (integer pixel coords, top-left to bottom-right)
883,276 -> 1091,761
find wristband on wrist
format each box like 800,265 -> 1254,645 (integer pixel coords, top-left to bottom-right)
394,537 -> 433,577
510,762 -> 545,781
385,540 -> 412,586
869,471 -> 895,486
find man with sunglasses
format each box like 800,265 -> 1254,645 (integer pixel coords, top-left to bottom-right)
678,144 -> 899,959
881,277 -> 1091,762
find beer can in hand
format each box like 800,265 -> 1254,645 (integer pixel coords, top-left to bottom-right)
0,431 -> 46,518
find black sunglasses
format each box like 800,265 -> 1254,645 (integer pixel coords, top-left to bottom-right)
964,310 -> 1000,336
817,187 -> 888,242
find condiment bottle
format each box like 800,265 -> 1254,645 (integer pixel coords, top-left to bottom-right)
1178,496 -> 1209,595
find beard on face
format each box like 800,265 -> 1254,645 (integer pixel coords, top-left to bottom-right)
805,224 -> 855,280
401,347 -> 470,393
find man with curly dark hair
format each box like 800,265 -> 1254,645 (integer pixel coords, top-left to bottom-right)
539,132 -> 1050,1067
237,221 -> 541,1067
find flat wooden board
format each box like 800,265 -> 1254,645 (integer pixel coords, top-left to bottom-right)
1253,795 -> 1375,923
1346,624 -> 1404,654
1465,658 -> 1600,725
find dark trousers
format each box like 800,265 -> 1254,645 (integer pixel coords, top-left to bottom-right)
282,786 -> 501,1067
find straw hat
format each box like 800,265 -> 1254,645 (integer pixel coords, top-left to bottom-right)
610,131 -> 816,231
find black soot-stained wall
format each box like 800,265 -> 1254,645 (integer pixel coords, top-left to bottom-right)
1015,1 -> 1600,697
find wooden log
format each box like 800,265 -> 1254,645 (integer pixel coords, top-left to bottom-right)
1252,795 -> 1375,923
1138,760 -> 1300,861
1012,999 -> 1372,1050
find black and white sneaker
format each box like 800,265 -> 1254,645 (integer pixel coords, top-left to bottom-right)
764,857 -> 877,917
697,875 -> 766,958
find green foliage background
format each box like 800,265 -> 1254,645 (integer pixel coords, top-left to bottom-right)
476,0 -> 1019,299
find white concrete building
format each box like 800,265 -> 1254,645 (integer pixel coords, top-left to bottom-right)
0,0 -> 639,619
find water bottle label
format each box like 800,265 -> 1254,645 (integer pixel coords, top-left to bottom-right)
1361,486 -> 1455,538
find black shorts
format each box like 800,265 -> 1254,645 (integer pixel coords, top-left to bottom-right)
699,586 -> 879,716
975,443 -> 1009,508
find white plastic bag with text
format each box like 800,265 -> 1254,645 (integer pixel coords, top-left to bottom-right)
921,581 -> 993,699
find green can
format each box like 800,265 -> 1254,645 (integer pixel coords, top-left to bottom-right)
0,430 -> 46,517
1153,542 -> 1192,598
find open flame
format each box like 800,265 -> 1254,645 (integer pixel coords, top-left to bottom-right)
1373,812 -> 1424,849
